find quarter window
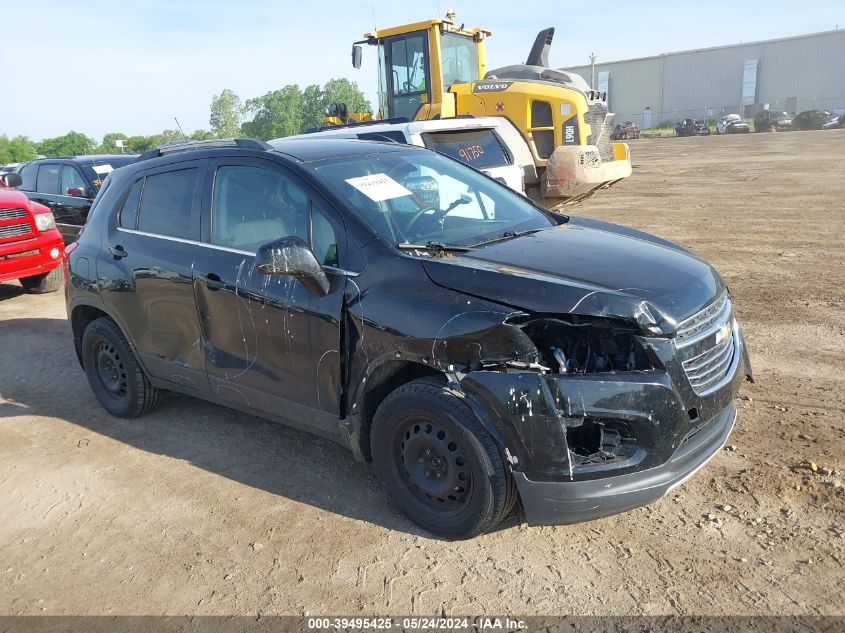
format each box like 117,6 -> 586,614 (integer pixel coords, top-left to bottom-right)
137,168 -> 198,239
36,164 -> 61,195
119,179 -> 144,230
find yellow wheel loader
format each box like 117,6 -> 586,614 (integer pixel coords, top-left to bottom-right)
337,12 -> 632,207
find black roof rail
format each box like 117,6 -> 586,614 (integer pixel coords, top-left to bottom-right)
134,138 -> 272,163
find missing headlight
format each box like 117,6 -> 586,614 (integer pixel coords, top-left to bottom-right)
516,317 -> 656,374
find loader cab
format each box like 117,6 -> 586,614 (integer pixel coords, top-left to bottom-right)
354,18 -> 489,121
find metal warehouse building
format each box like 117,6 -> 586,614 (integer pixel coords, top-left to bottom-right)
563,29 -> 845,128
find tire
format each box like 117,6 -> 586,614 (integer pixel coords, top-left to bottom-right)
81,316 -> 161,418
20,266 -> 62,294
370,379 -> 512,539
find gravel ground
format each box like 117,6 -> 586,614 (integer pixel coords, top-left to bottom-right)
0,129 -> 843,616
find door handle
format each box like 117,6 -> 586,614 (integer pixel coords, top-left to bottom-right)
203,273 -> 224,291
108,245 -> 128,259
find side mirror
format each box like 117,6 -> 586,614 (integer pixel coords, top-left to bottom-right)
0,172 -> 22,188
352,44 -> 362,69
67,186 -> 88,198
255,236 -> 329,297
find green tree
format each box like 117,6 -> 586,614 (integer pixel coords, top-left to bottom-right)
97,132 -> 129,154
241,85 -> 304,140
190,129 -> 216,141
0,135 -> 38,163
209,88 -> 243,138
37,131 -> 96,157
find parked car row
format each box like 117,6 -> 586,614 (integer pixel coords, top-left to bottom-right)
674,109 -> 843,137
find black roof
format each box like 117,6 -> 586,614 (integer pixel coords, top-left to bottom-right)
268,137 -> 422,162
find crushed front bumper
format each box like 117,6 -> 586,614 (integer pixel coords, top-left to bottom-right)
513,402 -> 736,525
459,319 -> 751,526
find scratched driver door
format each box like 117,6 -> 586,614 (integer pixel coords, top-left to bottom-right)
193,157 -> 346,435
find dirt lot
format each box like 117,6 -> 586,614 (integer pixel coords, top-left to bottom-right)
1,130 -> 843,617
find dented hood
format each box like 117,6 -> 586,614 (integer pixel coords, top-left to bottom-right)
421,217 -> 725,334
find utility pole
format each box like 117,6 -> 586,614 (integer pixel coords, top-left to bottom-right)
589,52 -> 597,89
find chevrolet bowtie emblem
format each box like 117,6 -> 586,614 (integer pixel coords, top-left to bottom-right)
715,323 -> 732,344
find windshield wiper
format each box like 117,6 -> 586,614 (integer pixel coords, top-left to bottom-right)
397,241 -> 472,253
470,228 -> 545,248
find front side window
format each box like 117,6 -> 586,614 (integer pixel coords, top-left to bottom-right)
311,149 -> 554,248
137,168 -> 198,239
60,166 -> 86,195
36,164 -> 61,194
440,32 -> 479,87
211,165 -> 338,266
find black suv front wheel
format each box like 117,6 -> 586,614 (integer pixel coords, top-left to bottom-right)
371,379 -> 515,539
82,317 -> 161,418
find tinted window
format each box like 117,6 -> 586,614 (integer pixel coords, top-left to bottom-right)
36,164 -> 61,194
422,129 -> 510,169
119,179 -> 144,230
61,166 -> 86,195
211,165 -> 308,252
18,164 -> 37,191
137,168 -> 198,239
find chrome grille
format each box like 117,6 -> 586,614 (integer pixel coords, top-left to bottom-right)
676,292 -> 730,344
682,333 -> 735,395
0,208 -> 27,221
0,222 -> 32,239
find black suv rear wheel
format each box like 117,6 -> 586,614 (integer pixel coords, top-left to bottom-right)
370,379 -> 514,539
81,317 -> 160,418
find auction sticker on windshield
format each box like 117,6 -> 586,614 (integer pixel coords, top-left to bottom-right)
345,173 -> 412,202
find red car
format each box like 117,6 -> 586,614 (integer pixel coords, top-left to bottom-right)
0,172 -> 64,293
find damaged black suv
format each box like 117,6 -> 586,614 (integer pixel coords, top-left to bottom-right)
65,137 -> 751,538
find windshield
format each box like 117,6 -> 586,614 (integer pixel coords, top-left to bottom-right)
440,32 -> 479,87
82,157 -> 137,188
310,150 -> 554,248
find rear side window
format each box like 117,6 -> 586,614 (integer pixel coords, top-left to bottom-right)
119,179 -> 144,229
18,164 -> 37,191
36,164 -> 61,194
422,129 -> 510,169
137,168 -> 198,239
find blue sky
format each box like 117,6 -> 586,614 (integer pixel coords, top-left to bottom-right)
0,0 -> 841,142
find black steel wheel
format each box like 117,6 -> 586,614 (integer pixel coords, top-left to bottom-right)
371,378 -> 514,539
399,419 -> 472,507
81,317 -> 160,418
